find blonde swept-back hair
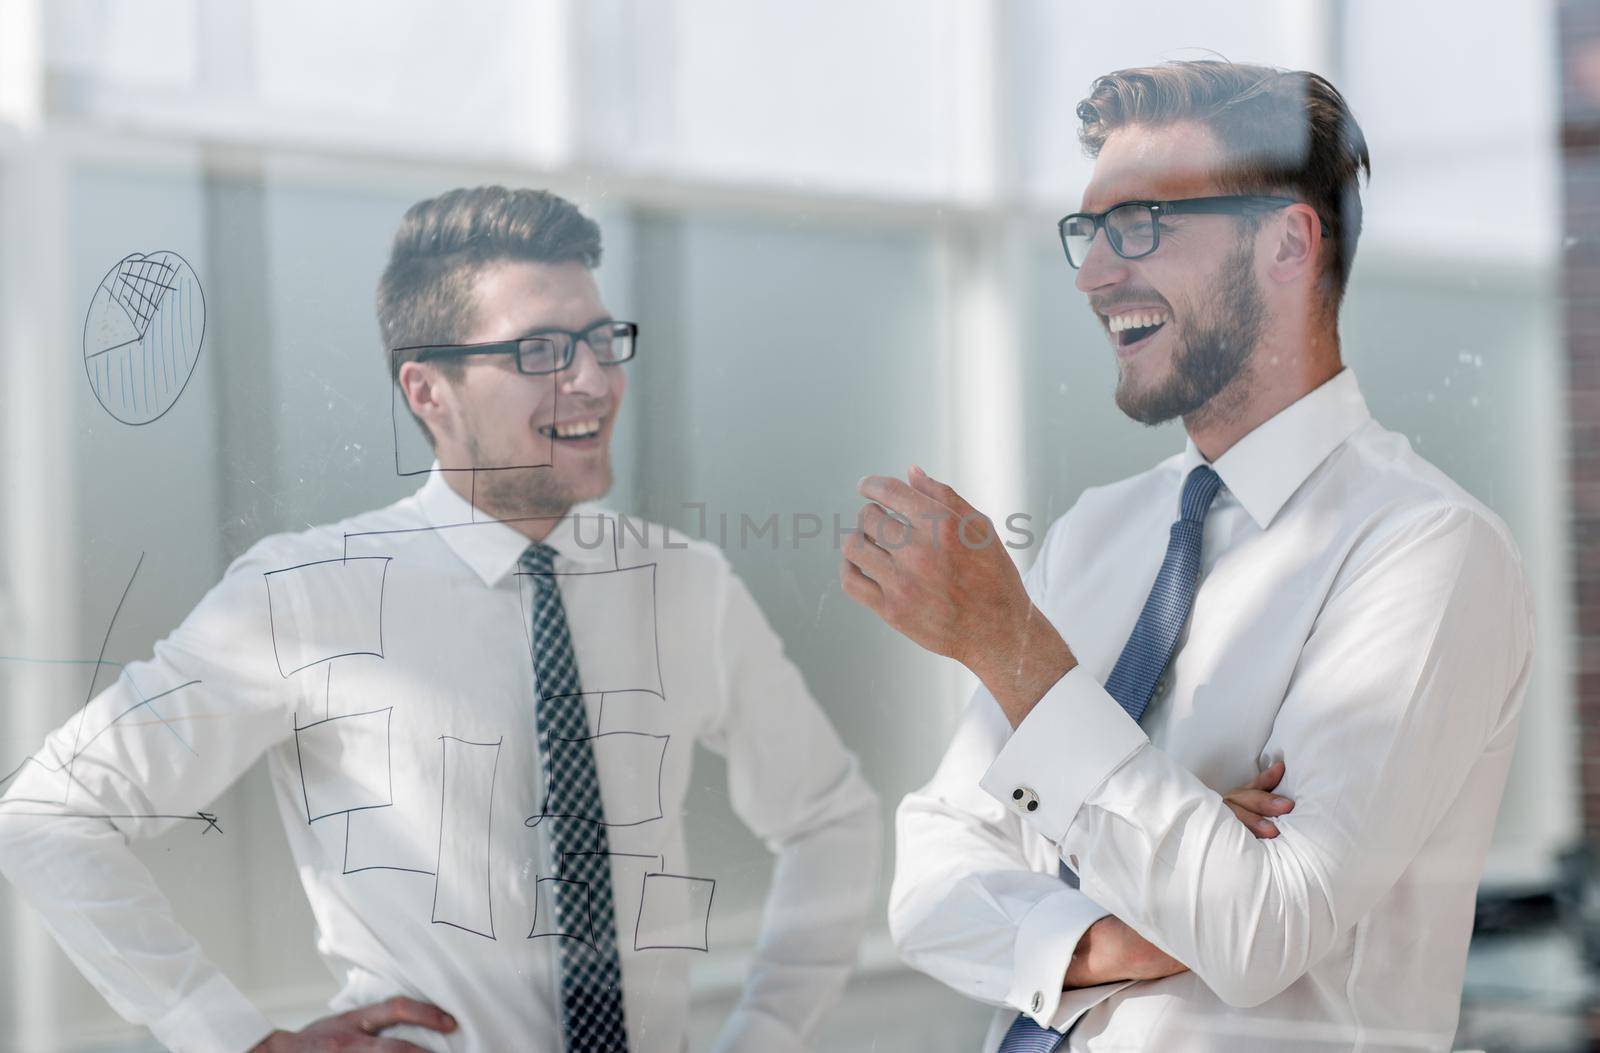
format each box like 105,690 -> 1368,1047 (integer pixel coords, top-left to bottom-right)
1077,60 -> 1371,312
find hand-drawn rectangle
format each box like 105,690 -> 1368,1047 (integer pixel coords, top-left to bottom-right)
432,736 -> 502,939
559,851 -> 661,907
528,877 -> 593,943
390,348 -> 554,476
517,564 -> 664,698
537,731 -> 667,827
634,872 -> 715,952
293,707 -> 393,823
264,557 -> 391,677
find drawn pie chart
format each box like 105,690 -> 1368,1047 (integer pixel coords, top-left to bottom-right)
82,250 -> 205,426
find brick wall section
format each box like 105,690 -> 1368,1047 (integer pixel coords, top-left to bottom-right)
1562,1 -> 1600,839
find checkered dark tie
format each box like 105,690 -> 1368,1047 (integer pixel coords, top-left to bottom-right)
998,465 -> 1223,1052
522,543 -> 630,1053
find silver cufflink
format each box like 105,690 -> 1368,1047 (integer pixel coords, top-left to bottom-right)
1011,786 -> 1039,812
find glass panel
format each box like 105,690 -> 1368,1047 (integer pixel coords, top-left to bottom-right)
1,3 -> 1583,1050
626,214 -> 953,945
580,0 -> 976,197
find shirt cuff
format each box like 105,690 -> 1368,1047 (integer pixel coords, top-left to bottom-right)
1006,887 -> 1115,1027
1048,979 -> 1136,1034
979,665 -> 1148,844
147,971 -> 275,1053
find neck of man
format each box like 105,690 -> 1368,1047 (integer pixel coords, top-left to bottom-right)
1184,314 -> 1343,464
438,464 -> 571,543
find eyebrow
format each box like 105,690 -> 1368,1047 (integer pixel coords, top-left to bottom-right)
515,316 -> 615,339
1077,198 -> 1169,214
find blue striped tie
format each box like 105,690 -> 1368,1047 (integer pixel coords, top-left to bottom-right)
522,543 -> 631,1052
998,465 -> 1223,1051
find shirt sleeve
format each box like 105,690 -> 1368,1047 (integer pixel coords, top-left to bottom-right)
891,681 -> 1137,1030
0,543 -> 297,1052
979,502 -> 1536,1009
699,561 -> 883,1053
888,514 -> 1133,1033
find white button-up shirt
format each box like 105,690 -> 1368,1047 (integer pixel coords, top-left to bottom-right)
890,367 -> 1534,1052
0,473 -> 880,1053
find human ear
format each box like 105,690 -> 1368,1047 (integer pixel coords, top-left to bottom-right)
1266,204 -> 1321,286
399,360 -> 457,442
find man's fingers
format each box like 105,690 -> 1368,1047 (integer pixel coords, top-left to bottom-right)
362,1039 -> 439,1053
858,474 -> 940,520
1250,760 -> 1286,791
347,997 -> 457,1035
841,530 -> 894,581
840,557 -> 885,610
857,503 -> 910,549
1225,788 -> 1294,817
908,464 -> 977,517
1225,800 -> 1281,839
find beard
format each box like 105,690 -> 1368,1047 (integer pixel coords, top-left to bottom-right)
462,430 -> 611,521
1115,237 -> 1265,427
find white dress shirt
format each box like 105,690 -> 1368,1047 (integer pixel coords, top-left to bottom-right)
0,472 -> 880,1053
890,367 -> 1535,1052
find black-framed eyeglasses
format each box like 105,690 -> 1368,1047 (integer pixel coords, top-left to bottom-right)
1057,196 -> 1327,269
395,320 -> 639,375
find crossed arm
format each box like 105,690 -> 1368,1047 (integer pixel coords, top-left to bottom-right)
1063,761 -> 1293,989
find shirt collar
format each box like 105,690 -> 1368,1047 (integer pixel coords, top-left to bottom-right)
415,468 -> 618,587
1177,366 -> 1373,531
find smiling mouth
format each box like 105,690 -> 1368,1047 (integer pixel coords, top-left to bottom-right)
1117,321 -> 1165,346
1104,308 -> 1171,348
538,418 -> 604,441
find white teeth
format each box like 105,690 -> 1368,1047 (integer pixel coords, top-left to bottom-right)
552,419 -> 601,438
1106,310 -> 1169,334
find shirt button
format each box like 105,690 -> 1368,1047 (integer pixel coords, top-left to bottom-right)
1154,674 -> 1168,697
1031,991 -> 1044,1013
1011,787 -> 1040,813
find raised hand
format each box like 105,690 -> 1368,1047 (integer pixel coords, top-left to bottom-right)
842,466 -> 1076,724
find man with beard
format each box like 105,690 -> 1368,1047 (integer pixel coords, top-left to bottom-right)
0,186 -> 879,1052
841,61 -> 1534,1052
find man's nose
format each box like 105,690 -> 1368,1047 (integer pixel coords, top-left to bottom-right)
1073,231 -> 1130,294
558,339 -> 611,399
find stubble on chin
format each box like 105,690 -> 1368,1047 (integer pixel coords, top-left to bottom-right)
1113,354 -> 1157,424
1115,333 -> 1196,426
467,456 -> 613,523
1113,242 -> 1263,429
1115,326 -> 1257,429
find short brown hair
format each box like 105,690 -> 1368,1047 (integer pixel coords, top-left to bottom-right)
376,185 -> 603,443
1077,60 -> 1370,311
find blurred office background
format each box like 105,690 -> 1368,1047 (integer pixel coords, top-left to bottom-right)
0,0 -> 1584,1049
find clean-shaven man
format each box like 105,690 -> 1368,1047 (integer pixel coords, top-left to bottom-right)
841,61 -> 1533,1051
2,186 -> 879,1053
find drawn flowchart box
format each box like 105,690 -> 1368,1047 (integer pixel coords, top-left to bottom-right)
264,557 -> 391,677
634,873 -> 715,952
533,731 -> 667,828
432,736 -> 502,939
529,877 -> 593,944
518,564 -> 663,699
389,347 -> 555,477
293,707 -> 393,823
